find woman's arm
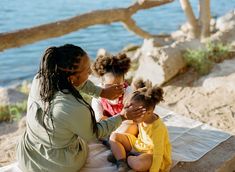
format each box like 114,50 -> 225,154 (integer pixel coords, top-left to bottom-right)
76,80 -> 102,98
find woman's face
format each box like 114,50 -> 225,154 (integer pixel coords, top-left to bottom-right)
68,55 -> 91,87
102,73 -> 124,88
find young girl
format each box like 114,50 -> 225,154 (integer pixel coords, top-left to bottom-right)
109,79 -> 172,172
91,53 -> 137,135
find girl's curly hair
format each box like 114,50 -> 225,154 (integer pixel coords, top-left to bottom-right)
92,53 -> 131,77
131,78 -> 164,109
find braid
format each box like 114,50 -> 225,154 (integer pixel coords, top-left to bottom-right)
38,44 -> 98,146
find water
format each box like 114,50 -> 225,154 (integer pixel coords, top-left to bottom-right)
0,0 -> 234,87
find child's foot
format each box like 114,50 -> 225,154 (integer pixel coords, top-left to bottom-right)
116,159 -> 129,172
107,153 -> 116,163
100,138 -> 110,148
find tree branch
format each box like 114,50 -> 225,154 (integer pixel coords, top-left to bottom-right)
199,0 -> 211,39
123,17 -> 170,46
0,0 -> 173,51
179,0 -> 199,38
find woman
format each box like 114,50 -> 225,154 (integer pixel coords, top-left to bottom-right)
17,44 -> 146,172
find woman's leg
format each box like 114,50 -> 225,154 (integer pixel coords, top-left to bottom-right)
127,153 -> 153,172
109,133 -> 132,160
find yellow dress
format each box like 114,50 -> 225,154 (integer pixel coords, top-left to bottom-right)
125,117 -> 172,172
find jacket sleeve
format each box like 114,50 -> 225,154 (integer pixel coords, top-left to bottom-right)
96,115 -> 123,138
150,125 -> 166,172
76,80 -> 102,98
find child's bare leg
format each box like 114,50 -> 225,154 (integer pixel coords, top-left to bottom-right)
109,133 -> 132,160
127,153 -> 152,172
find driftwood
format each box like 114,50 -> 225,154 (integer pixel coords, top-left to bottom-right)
179,0 -> 199,38
199,0 -> 211,39
179,0 -> 211,39
0,0 -> 173,52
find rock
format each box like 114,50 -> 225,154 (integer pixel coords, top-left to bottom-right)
216,10 -> 235,32
210,18 -> 217,33
197,58 -> 235,93
133,39 -> 205,85
171,30 -> 187,41
180,22 -> 191,34
0,88 -> 27,106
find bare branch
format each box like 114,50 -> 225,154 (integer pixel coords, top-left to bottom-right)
179,0 -> 199,38
199,0 -> 211,39
0,0 -> 173,51
123,17 -> 170,46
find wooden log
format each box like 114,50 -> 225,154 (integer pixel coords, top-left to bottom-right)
0,0 -> 173,52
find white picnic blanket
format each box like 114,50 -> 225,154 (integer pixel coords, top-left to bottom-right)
0,106 -> 231,172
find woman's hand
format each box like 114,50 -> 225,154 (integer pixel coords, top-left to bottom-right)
100,84 -> 124,100
120,103 -> 146,121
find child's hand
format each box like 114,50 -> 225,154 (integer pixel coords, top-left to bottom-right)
100,84 -> 124,100
120,103 -> 146,121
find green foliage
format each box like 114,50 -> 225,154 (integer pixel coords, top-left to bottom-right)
183,42 -> 233,75
0,101 -> 27,122
183,49 -> 213,75
206,42 -> 232,63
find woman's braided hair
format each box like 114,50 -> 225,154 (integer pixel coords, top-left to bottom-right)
37,44 -> 98,144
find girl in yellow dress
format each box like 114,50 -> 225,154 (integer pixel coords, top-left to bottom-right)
109,79 -> 172,172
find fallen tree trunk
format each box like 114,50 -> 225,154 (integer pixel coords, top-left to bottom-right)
0,0 -> 173,52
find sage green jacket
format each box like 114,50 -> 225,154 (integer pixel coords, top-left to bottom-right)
17,76 -> 122,172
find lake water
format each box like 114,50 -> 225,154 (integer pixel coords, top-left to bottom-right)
0,0 -> 234,87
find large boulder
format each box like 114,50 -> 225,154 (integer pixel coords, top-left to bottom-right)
132,39 -> 204,85
216,10 -> 235,32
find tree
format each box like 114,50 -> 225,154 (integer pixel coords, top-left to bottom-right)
179,0 -> 211,40
0,0 -> 173,52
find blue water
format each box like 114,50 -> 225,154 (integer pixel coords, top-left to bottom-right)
0,0 -> 234,87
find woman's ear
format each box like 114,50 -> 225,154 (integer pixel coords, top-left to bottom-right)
68,75 -> 75,84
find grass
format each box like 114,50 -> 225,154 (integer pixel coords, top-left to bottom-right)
0,82 -> 30,122
0,100 -> 27,122
183,42 -> 233,75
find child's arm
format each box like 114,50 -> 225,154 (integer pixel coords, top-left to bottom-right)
150,125 -> 166,172
91,97 -> 106,121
